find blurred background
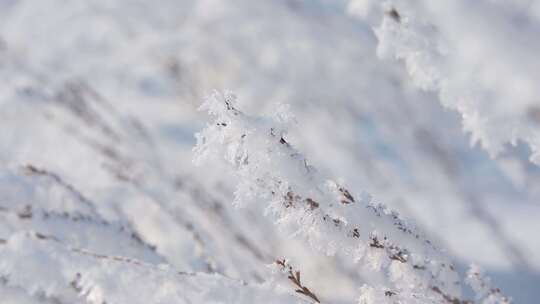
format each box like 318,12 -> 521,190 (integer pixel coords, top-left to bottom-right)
0,0 -> 539,302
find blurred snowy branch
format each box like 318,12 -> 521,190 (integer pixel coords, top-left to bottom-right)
348,0 -> 540,165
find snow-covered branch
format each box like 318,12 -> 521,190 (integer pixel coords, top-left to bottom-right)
348,0 -> 540,165
194,91 -> 510,304
0,232 -> 301,304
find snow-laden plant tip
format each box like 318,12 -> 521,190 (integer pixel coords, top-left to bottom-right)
194,91 -> 510,304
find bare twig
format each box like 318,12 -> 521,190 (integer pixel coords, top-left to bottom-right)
276,259 -> 321,303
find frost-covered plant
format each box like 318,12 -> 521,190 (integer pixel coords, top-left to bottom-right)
0,165 -> 305,304
0,231 -> 303,304
194,91 -> 510,304
348,0 -> 540,165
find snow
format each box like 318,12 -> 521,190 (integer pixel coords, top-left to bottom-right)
0,232 -> 302,304
0,0 -> 539,303
194,91 -> 509,303
349,0 -> 540,164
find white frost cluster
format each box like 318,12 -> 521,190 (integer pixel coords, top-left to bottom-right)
194,92 -> 510,304
349,0 -> 540,164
